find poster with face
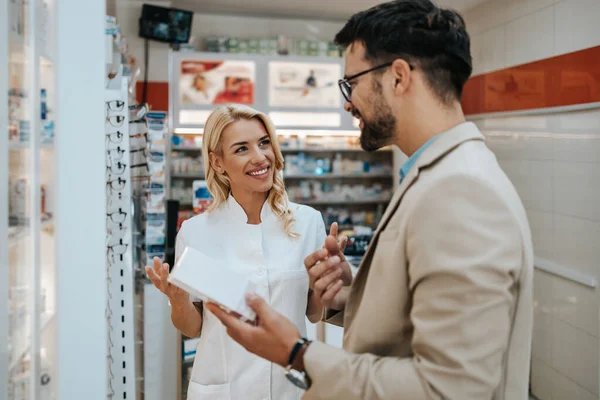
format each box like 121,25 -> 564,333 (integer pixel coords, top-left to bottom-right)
180,60 -> 256,105
269,62 -> 341,108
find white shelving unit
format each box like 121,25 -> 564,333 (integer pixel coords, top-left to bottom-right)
1,1 -> 58,398
2,0 -> 107,399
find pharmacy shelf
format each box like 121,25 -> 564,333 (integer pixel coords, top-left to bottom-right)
284,172 -> 392,180
171,172 -> 205,179
170,146 -> 393,154
331,223 -> 378,231
9,142 -> 54,150
172,145 -> 202,151
280,147 -> 392,153
8,310 -> 55,371
172,172 -> 392,180
8,217 -> 54,248
300,199 -> 390,206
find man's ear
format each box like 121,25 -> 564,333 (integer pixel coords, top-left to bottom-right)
390,59 -> 412,95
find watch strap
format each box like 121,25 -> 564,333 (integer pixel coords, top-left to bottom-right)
288,337 -> 308,366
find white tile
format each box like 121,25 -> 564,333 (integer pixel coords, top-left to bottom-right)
553,214 -> 600,279
499,160 -> 553,212
469,28 -> 485,76
552,109 -> 600,163
551,318 -> 599,394
553,161 -> 600,221
551,372 -> 598,400
505,6 -> 555,67
482,115 -> 551,131
553,133 -> 600,163
554,109 -> 600,133
533,270 -> 555,364
552,276 -> 598,337
478,25 -> 506,73
554,0 -> 600,55
506,0 -> 555,21
528,210 -> 555,260
531,357 -> 557,400
484,131 -> 554,161
463,0 -> 509,35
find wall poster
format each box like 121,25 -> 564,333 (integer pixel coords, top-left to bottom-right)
269,61 -> 341,108
180,60 -> 256,105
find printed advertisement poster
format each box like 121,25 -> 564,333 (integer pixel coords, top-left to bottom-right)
180,60 -> 256,105
269,62 -> 341,108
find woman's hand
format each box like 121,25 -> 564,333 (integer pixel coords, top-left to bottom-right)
145,257 -> 188,305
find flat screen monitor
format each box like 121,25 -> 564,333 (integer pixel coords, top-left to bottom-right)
139,4 -> 193,44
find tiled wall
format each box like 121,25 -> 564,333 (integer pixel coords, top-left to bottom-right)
464,1 -> 600,399
472,111 -> 600,399
465,0 -> 600,76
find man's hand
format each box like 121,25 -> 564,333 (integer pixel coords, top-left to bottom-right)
304,222 -> 353,310
206,293 -> 301,367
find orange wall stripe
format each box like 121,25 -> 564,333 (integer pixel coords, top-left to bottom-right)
137,47 -> 600,116
462,45 -> 600,115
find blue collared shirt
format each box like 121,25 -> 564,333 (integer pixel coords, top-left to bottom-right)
399,135 -> 439,184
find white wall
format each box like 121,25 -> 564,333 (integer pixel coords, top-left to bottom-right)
465,0 -> 600,76
464,1 -> 600,399
113,1 -> 344,82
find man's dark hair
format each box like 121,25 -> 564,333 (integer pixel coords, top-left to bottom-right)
335,0 -> 472,104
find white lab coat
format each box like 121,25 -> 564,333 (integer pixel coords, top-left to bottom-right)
175,195 -> 326,400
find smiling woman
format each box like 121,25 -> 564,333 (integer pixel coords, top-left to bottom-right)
202,105 -> 296,234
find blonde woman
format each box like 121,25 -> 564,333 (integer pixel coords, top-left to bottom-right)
146,105 -> 343,400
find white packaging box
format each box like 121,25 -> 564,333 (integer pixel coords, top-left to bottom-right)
168,246 -> 257,321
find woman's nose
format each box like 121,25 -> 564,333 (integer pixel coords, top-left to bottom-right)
251,147 -> 267,164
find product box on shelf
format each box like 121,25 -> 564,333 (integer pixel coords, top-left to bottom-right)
192,180 -> 213,215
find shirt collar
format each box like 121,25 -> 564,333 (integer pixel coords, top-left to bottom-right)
399,135 -> 439,183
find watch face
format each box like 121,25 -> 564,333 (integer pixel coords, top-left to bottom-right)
285,368 -> 309,390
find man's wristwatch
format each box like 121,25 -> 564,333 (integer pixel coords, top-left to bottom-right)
284,337 -> 312,389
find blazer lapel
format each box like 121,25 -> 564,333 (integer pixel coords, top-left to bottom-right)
343,123 -> 485,329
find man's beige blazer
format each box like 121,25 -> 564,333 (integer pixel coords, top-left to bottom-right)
304,122 -> 534,400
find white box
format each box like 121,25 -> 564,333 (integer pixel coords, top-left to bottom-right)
168,246 -> 257,321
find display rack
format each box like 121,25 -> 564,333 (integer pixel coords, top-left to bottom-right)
105,78 -> 138,400
2,0 -> 57,399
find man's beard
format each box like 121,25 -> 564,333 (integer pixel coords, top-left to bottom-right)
356,82 -> 396,152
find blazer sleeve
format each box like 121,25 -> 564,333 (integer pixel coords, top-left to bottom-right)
303,175 -> 524,400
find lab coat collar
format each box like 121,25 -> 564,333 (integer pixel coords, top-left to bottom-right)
226,194 -> 272,225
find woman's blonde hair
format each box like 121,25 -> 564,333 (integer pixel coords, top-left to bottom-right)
202,104 -> 298,238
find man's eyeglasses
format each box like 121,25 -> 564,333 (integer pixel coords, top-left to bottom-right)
338,61 -> 414,103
